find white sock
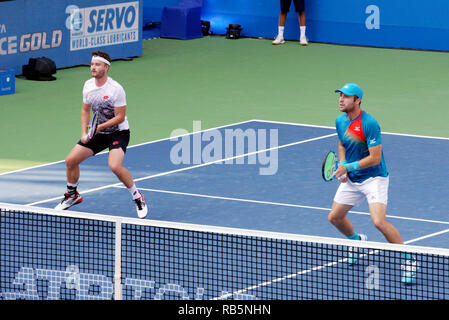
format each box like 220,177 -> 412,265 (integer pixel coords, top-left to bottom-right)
300,26 -> 306,39
278,26 -> 285,38
128,184 -> 140,200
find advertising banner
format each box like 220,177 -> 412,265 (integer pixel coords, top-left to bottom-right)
0,0 -> 142,75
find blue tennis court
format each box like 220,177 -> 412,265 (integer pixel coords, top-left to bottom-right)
2,119 -> 449,249
2,119 -> 449,300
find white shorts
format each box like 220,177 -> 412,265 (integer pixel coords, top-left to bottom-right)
334,176 -> 389,206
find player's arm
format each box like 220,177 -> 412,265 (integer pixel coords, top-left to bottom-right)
97,106 -> 126,132
358,144 -> 382,169
337,144 -> 382,175
337,141 -> 346,163
80,103 -> 91,143
334,141 -> 348,181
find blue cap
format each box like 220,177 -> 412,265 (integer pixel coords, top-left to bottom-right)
334,83 -> 363,99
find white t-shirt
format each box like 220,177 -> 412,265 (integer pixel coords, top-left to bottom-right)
82,77 -> 129,133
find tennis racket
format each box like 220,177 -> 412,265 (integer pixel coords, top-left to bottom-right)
322,151 -> 338,181
87,111 -> 99,139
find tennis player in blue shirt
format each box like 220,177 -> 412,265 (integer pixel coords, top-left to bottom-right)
328,83 -> 416,283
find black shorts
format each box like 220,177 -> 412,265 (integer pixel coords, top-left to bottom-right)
281,0 -> 305,13
78,130 -> 130,155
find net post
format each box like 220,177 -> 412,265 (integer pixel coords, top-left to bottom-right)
114,218 -> 123,300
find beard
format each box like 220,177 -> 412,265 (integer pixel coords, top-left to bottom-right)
92,69 -> 105,79
339,103 -> 356,113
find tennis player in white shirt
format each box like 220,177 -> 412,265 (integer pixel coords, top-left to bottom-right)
55,51 -> 148,219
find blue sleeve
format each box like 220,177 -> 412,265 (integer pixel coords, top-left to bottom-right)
363,117 -> 382,147
335,116 -> 344,142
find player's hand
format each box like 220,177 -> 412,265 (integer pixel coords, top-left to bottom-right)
337,173 -> 348,183
333,164 -> 348,182
81,134 -> 90,144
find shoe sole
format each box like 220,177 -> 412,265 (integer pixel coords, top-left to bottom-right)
272,41 -> 285,45
136,194 -> 148,219
55,197 -> 83,210
137,206 -> 148,219
138,211 -> 148,219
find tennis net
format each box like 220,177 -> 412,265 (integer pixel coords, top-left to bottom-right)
1,203 -> 449,300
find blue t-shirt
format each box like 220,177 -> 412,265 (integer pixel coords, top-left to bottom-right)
335,110 -> 388,183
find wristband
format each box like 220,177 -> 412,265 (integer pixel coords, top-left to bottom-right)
339,160 -> 347,165
344,161 -> 360,172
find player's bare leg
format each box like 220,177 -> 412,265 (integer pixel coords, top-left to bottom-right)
369,202 -> 403,244
109,148 -> 148,218
369,202 -> 417,283
108,148 -> 134,188
328,201 -> 367,264
65,144 -> 94,184
328,202 -> 354,236
55,145 -> 93,210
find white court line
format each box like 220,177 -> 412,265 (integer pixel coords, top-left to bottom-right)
113,186 -> 449,226
5,118 -> 448,178
212,227 -> 449,300
404,228 -> 449,244
253,119 -> 449,140
26,132 -> 337,206
0,119 -> 255,177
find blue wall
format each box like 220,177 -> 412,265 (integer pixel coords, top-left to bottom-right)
306,0 -> 449,51
144,0 -> 449,51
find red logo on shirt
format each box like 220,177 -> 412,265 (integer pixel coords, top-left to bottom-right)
113,141 -> 119,145
104,96 -> 109,100
347,118 -> 365,142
